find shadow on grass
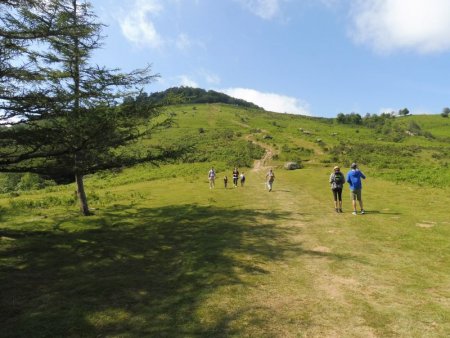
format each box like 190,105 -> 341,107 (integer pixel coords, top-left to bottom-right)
363,210 -> 402,215
1,204 -> 351,337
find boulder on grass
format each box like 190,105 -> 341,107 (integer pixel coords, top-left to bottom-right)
284,162 -> 301,170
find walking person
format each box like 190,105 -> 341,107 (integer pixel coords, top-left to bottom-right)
240,172 -> 246,187
346,163 -> 366,215
232,167 -> 239,188
266,169 -> 275,192
224,176 -> 228,189
329,166 -> 345,212
208,167 -> 216,189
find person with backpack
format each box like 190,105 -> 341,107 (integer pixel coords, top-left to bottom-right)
208,167 -> 216,189
346,162 -> 366,215
329,165 -> 346,212
266,169 -> 275,192
232,167 -> 239,188
240,172 -> 246,187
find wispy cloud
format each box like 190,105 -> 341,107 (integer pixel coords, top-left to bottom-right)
200,70 -> 221,85
118,0 -> 164,48
175,33 -> 192,51
235,0 -> 284,20
350,0 -> 450,53
222,88 -> 311,115
178,75 -> 199,88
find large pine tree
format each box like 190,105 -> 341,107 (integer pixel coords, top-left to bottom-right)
0,0 -> 169,215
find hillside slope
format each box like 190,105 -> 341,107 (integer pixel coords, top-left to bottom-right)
1,103 -> 449,337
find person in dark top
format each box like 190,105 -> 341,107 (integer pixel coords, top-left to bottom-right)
232,167 -> 239,188
329,165 -> 346,212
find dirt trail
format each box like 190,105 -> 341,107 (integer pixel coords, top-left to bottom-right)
245,134 -> 277,172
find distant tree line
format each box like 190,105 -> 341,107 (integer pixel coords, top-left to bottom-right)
124,87 -> 262,110
336,108 -> 411,126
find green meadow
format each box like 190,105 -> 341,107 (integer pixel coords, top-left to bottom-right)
1,104 -> 449,337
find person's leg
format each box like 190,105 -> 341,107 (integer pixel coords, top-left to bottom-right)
332,190 -> 338,211
358,193 -> 364,213
351,190 -> 357,214
337,189 -> 343,212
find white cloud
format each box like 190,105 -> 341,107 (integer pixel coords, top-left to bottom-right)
118,0 -> 164,48
235,0 -> 283,20
222,88 -> 311,115
178,75 -> 199,87
350,0 -> 450,53
175,33 -> 192,51
200,70 -> 221,85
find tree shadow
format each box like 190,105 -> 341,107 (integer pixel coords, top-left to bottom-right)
0,203 -> 352,337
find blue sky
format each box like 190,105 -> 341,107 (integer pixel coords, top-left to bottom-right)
91,0 -> 450,117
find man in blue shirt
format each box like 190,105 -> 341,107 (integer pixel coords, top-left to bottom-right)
346,163 -> 366,215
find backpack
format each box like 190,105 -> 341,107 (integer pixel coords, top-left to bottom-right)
333,172 -> 344,189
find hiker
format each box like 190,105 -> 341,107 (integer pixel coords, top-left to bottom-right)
346,163 -> 366,215
266,169 -> 275,192
232,167 -> 239,187
208,167 -> 216,189
224,176 -> 228,189
240,172 -> 246,187
329,165 -> 346,212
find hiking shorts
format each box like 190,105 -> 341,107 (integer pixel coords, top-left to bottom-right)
350,189 -> 362,201
332,188 -> 343,201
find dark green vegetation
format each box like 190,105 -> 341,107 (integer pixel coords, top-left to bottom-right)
136,86 -> 262,109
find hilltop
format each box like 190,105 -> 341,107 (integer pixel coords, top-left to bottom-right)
130,86 -> 263,109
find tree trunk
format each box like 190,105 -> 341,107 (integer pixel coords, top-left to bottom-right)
75,172 -> 90,216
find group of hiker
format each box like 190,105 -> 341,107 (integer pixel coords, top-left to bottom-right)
329,162 -> 366,215
208,163 -> 366,214
208,167 -> 246,189
208,167 -> 275,191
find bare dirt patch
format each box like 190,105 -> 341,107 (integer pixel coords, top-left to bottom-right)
416,221 -> 436,228
312,246 -> 331,253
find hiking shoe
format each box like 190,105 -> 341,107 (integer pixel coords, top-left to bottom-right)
335,208 -> 339,213
339,209 -> 343,213
352,211 -> 357,215
360,210 -> 365,214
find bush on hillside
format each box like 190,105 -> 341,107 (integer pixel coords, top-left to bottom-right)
0,173 -> 55,193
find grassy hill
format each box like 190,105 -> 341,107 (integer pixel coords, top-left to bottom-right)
1,104 -> 449,337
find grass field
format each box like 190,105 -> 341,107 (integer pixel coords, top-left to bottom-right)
1,161 -> 449,337
1,105 -> 450,337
